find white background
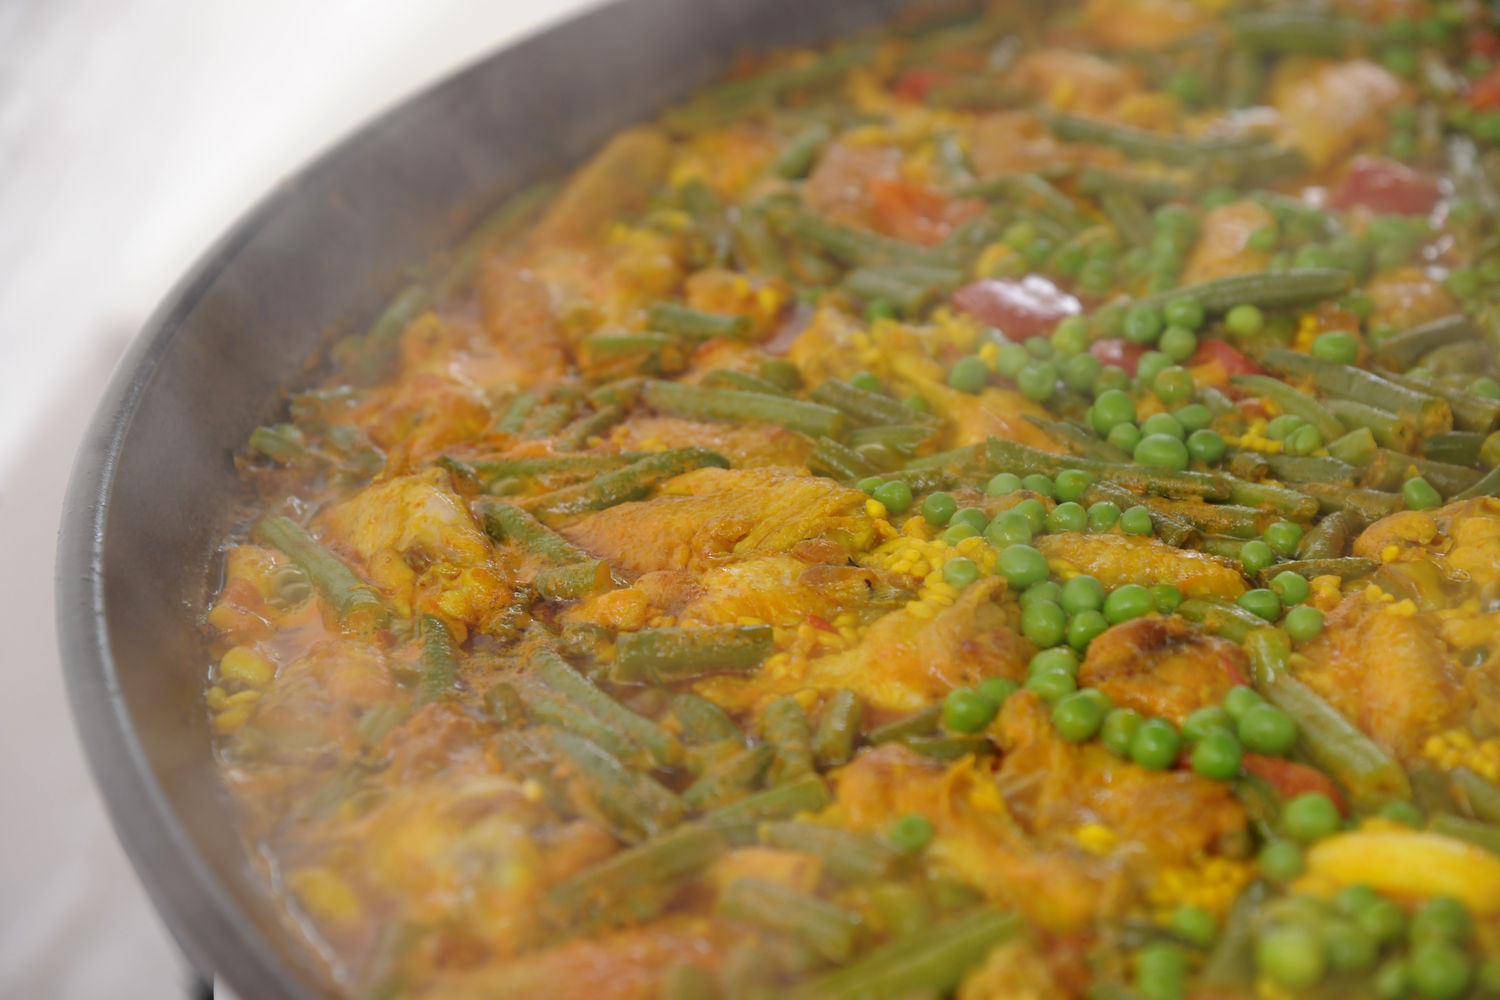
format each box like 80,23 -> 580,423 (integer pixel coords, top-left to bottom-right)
0,1 -> 600,995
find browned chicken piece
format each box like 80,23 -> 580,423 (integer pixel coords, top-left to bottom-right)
1076,0 -> 1212,48
1008,49 -> 1141,116
247,638 -> 395,755
958,938 -> 1067,1000
1364,267 -> 1458,331
608,415 -> 815,469
707,846 -> 822,895
1036,533 -> 1248,601
1270,59 -> 1407,169
968,111 -> 1124,178
678,554 -> 878,629
1354,499 -> 1500,598
802,142 -> 902,229
350,372 -> 493,472
533,127 -> 674,245
826,743 -> 1129,934
477,258 -> 573,382
1179,200 -> 1277,286
994,693 -> 1247,864
1078,615 -> 1248,724
1296,591 -> 1469,760
559,466 -> 880,575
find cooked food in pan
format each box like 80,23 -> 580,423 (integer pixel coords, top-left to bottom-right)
205,2 -> 1500,996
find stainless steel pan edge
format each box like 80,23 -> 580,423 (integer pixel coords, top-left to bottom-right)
54,0 -> 911,996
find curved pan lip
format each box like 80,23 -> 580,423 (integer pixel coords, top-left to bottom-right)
54,0 -> 911,994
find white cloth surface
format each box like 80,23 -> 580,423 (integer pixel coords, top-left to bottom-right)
0,1 -> 600,995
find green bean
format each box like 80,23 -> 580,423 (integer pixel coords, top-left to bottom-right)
1373,315 -> 1481,370
718,878 -> 861,963
484,681 -> 525,726
1360,448 -> 1483,498
613,625 -> 775,683
1248,451 -> 1360,487
811,379 -> 936,428
547,822 -> 728,918
964,173 -> 1084,230
1410,765 -> 1458,819
1099,187 -> 1152,247
1044,112 -> 1266,165
1297,509 -> 1356,560
786,908 -> 1023,1000
986,436 -> 1233,500
899,734 -> 994,760
1299,482 -> 1402,521
1076,165 -> 1194,204
1136,269 -> 1355,315
467,451 -> 647,486
1230,479 -> 1321,522
1379,368 -> 1500,433
479,500 -> 592,562
770,123 -> 832,179
557,405 -> 626,451
1223,44 -> 1266,109
534,560 -> 612,600
1230,374 -> 1345,442
691,42 -> 872,112
810,436 -> 880,481
528,446 -> 731,517
1257,557 -> 1377,586
641,381 -> 843,438
582,332 -> 676,358
1452,768 -> 1500,824
1324,398 -> 1417,452
1084,483 -> 1272,539
812,690 -> 864,769
1228,10 -> 1370,54
677,179 -> 733,268
847,424 -> 938,453
670,693 -> 744,746
702,369 -> 789,397
248,424 -> 307,463
733,202 -> 792,279
646,302 -> 751,340
1023,417 -> 1132,462
415,614 -> 458,704
1198,535 -> 1248,560
252,516 -> 388,631
355,700 -> 408,746
762,696 -> 814,785
659,963 -> 716,1000
682,745 -> 774,810
705,773 -> 830,825
779,211 -> 940,268
1261,348 -> 1451,435
531,646 -> 681,766
514,680 -> 646,765
760,821 -> 897,883
1430,815 -> 1500,856
1246,628 -> 1410,809
1200,881 -> 1273,989
1176,598 -> 1264,642
1453,463 -> 1500,500
842,266 -> 952,316
1326,426 -> 1378,467
367,284 -> 429,346
868,704 -> 942,745
1421,431 -> 1486,468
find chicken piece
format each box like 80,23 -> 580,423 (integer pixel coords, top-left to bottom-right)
958,936 -> 1067,1000
248,638 -> 395,753
682,267 -> 789,340
1444,499 -> 1500,593
476,259 -> 573,383
708,846 -> 822,895
968,111 -> 1123,179
534,127 -> 674,245
1035,533 -> 1248,601
1078,615 -> 1247,724
678,554 -> 878,629
608,415 -> 815,469
559,466 -> 881,575
803,142 -> 902,229
1296,591 -> 1468,760
1179,200 -> 1277,286
784,304 -> 871,386
1270,58 -> 1407,169
1365,267 -> 1457,331
1077,0 -> 1211,49
351,373 -> 493,472
1354,499 -> 1500,598
826,743 -> 1128,934
1009,49 -> 1141,116
670,124 -> 779,199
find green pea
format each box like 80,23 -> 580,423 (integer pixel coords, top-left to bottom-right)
1061,352 -> 1103,392
1130,717 -> 1182,771
1222,684 -> 1263,721
1283,603 -> 1325,642
997,544 -> 1050,589
987,472 -> 1023,496
1334,884 -> 1380,918
985,510 -> 1034,548
1225,303 -> 1264,337
1101,708 -> 1143,756
1067,609 -> 1110,651
1021,600 -> 1067,647
1012,498 -> 1047,532
1411,897 -> 1473,946
1023,336 -> 1053,360
1236,588 -> 1283,622
1105,583 -> 1154,623
857,475 -> 883,495
1028,647 -> 1079,678
950,508 -> 989,534
1282,791 -> 1342,843
903,394 -> 930,414
1378,800 -> 1424,828
1266,413 -> 1307,442
1258,840 -> 1304,882
1108,421 -> 1143,454
1247,224 -> 1279,252
1021,474 -> 1055,498
1359,898 -> 1408,945
1240,539 -> 1276,575
1017,360 -> 1058,401
1120,505 -> 1155,536
942,557 -> 980,590
1404,476 -> 1442,510
1409,941 -> 1472,1000
1087,501 -> 1122,532
1054,469 -> 1094,502
1171,905 -> 1217,948
919,492 -> 958,530
1186,428 -> 1226,463
1091,388 -> 1138,433
942,686 -> 997,733
1140,412 -> 1186,440
1324,921 -> 1378,974
1153,365 -> 1196,404
1060,574 -> 1106,614
1135,350 -> 1173,389
1093,364 -> 1130,396
1305,331 -> 1359,371
873,480 -> 913,514
1136,940 -> 1188,1000
1158,325 -> 1198,363
849,371 -> 883,394
1269,570 -> 1310,606
1078,258 -> 1116,297
942,523 -> 978,545
1175,404 -> 1212,433
1046,501 -> 1088,534
1024,669 -> 1076,703
1182,706 -> 1233,743
1052,691 -> 1108,742
1373,959 -> 1411,1000
1237,703 -> 1298,755
1470,376 -> 1500,401
976,677 -> 1019,706
1446,266 -> 1481,300
1263,521 -> 1303,557
995,342 -> 1030,378
1285,424 -> 1323,457
1124,304 -> 1165,344
948,356 -> 991,393
1134,433 -> 1190,471
888,814 -> 934,852
1200,186 -> 1236,210
1191,727 -> 1243,780
1163,295 -> 1205,331
1019,580 -> 1062,609
1151,584 -> 1183,613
